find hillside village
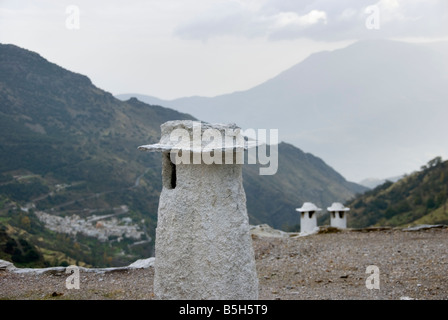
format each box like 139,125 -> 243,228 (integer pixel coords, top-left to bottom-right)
33,206 -> 147,243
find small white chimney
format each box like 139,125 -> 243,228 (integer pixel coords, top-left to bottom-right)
296,202 -> 321,234
328,202 -> 350,229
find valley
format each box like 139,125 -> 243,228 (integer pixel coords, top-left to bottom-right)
0,43 -> 365,268
1,41 -> 446,269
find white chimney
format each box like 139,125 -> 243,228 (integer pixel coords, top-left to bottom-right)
296,202 -> 321,234
328,202 -> 350,229
139,120 -> 258,300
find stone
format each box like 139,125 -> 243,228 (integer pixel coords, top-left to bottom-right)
403,224 -> 446,232
250,224 -> 299,238
0,258 -> 155,275
128,257 -> 155,269
0,259 -> 15,271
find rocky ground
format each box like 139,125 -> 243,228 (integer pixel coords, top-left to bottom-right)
1,226 -> 447,300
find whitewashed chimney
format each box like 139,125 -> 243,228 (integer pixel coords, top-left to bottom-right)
296,202 -> 321,234
328,202 -> 350,229
138,120 -> 258,300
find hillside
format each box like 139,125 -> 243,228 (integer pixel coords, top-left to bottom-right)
117,39 -> 448,181
0,43 -> 194,267
0,43 -> 365,267
346,157 -> 448,228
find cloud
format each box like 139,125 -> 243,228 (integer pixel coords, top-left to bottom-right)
173,0 -> 448,41
272,10 -> 327,28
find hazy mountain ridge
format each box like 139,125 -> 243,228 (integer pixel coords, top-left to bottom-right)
0,43 -> 364,267
117,39 -> 448,181
358,175 -> 403,189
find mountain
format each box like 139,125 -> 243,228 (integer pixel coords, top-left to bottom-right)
0,43 -> 197,267
345,157 -> 448,228
0,43 -> 365,267
117,39 -> 448,182
358,175 -> 403,189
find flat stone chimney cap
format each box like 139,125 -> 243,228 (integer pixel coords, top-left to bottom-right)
138,120 -> 257,153
327,202 -> 350,212
296,202 -> 322,212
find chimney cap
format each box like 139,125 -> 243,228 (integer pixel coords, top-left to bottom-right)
296,202 -> 322,212
138,120 -> 258,153
327,202 -> 350,212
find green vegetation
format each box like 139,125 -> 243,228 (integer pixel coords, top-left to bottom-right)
0,225 -> 46,267
0,43 -> 191,267
0,178 -> 49,202
346,157 -> 448,228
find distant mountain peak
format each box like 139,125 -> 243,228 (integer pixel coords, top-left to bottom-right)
117,39 -> 448,181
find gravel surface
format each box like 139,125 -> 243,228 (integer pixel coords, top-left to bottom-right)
254,227 -> 448,300
1,227 -> 447,300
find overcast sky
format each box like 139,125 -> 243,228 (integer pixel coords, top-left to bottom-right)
1,0 -> 447,100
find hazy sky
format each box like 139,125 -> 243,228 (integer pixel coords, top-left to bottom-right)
1,1 -> 448,181
1,0 -> 447,100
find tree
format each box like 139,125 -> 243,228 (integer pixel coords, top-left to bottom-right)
20,216 -> 31,230
428,156 -> 442,168
426,197 -> 436,210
